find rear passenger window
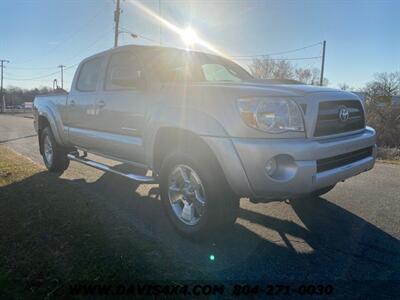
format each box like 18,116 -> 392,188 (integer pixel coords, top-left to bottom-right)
105,51 -> 142,90
76,58 -> 102,92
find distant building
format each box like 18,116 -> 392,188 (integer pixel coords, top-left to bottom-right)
24,102 -> 33,109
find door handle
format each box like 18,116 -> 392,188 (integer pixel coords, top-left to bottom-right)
97,100 -> 106,108
69,100 -> 76,106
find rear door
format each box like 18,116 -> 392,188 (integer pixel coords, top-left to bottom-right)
66,56 -> 104,150
91,50 -> 148,163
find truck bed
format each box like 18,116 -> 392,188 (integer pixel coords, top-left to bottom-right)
34,92 -> 68,106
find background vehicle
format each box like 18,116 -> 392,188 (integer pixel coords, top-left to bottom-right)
33,45 -> 377,238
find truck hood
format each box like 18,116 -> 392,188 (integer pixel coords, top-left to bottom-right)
192,79 -> 353,98
174,79 -> 362,139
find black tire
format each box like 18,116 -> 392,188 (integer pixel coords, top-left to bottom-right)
40,126 -> 70,173
311,185 -> 336,197
159,144 -> 239,239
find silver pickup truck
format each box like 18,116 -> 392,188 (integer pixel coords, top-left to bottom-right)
34,45 -> 376,238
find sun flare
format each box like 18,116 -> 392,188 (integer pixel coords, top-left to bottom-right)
180,28 -> 199,46
127,0 -> 228,58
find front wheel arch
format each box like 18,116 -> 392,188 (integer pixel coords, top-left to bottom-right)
152,127 -> 220,174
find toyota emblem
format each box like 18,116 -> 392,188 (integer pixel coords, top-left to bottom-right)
338,106 -> 350,122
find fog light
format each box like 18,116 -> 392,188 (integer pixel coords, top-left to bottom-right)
265,158 -> 277,176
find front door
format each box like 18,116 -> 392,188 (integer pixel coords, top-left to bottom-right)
92,50 -> 147,163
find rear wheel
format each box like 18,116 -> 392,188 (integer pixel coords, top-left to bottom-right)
41,127 -> 70,173
159,146 -> 239,239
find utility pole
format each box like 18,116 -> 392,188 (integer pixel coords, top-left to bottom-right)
158,0 -> 162,45
0,59 -> 10,113
53,79 -> 59,91
319,40 -> 326,86
58,65 -> 65,89
114,0 -> 121,47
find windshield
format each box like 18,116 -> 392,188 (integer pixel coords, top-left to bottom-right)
144,48 -> 253,83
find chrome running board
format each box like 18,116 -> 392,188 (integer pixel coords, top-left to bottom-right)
67,153 -> 156,183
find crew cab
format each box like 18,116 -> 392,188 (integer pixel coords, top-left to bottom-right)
33,45 -> 376,238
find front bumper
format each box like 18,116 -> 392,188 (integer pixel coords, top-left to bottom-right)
203,127 -> 376,199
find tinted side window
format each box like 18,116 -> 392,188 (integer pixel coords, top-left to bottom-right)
201,63 -> 241,82
105,51 -> 142,90
76,58 -> 102,92
144,50 -> 195,83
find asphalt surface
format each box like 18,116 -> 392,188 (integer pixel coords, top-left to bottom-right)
1,114 -> 399,291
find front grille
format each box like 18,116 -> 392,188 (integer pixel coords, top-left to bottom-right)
316,147 -> 373,173
314,100 -> 365,137
300,103 -> 307,114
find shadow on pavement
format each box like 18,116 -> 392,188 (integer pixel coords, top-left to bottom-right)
87,164 -> 400,282
0,134 -> 37,144
2,163 -> 399,297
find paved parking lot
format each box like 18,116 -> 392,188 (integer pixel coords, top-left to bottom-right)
0,114 -> 399,295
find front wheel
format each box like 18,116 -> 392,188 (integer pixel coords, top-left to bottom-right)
160,150 -> 239,239
41,127 -> 70,173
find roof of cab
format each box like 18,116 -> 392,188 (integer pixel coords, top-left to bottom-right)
80,44 -> 216,63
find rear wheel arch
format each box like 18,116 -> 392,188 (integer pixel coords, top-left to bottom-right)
36,105 -> 65,146
38,116 -> 51,155
40,126 -> 70,173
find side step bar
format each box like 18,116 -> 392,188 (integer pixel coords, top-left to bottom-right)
67,153 -> 156,183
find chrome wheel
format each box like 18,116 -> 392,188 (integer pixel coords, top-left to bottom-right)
168,164 -> 206,226
43,134 -> 53,165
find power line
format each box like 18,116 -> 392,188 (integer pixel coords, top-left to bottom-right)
7,66 -> 58,70
13,4 -> 109,66
234,56 -> 322,61
5,29 -> 112,83
4,63 -> 77,81
231,42 -> 323,58
4,70 -> 60,81
119,27 -> 159,44
64,63 -> 79,71
62,28 -> 114,65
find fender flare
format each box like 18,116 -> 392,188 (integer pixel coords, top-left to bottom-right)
144,106 -> 228,168
36,103 -> 66,146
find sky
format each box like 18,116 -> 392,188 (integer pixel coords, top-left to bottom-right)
0,0 -> 399,90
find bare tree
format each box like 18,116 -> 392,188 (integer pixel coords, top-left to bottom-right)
363,72 -> 400,147
3,85 -> 53,107
365,72 -> 400,99
295,68 -> 313,84
249,58 -> 294,80
249,58 -> 328,86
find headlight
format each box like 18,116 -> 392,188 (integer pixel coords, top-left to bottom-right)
237,97 -> 305,133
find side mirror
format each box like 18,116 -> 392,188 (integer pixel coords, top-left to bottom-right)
111,68 -> 146,89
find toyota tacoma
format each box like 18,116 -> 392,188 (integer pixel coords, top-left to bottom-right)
33,45 -> 376,238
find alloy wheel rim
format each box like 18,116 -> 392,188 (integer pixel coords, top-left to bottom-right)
43,135 -> 53,165
168,164 -> 206,226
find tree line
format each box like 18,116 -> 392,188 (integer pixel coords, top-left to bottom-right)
249,57 -> 329,86
2,86 -> 53,106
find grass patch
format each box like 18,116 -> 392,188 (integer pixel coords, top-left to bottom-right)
377,147 -> 400,163
0,146 -> 201,298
